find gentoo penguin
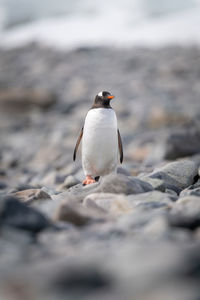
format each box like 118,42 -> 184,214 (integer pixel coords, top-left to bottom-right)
73,91 -> 123,185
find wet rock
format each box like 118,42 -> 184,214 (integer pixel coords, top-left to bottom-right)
11,188 -> 51,204
149,160 -> 198,193
0,196 -> 51,234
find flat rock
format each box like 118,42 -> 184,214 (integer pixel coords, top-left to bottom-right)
54,201 -> 108,226
149,160 -> 198,193
96,173 -> 153,195
59,181 -> 100,203
83,190 -> 173,215
83,193 -> 132,215
11,189 -> 51,204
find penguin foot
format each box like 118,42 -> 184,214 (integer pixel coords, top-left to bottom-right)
82,175 -> 96,185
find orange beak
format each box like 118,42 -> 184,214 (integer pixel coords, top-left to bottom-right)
107,95 -> 115,99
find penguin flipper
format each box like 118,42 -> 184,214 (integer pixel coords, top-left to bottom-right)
73,127 -> 83,161
117,129 -> 123,164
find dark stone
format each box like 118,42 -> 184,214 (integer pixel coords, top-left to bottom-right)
168,214 -> 200,231
164,128 -> 200,160
0,182 -> 7,189
0,196 -> 52,234
52,267 -> 112,294
12,184 -> 39,192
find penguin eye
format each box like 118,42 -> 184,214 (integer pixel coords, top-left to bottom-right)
102,91 -> 110,98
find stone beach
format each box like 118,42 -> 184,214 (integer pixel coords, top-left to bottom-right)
1,44 -> 200,299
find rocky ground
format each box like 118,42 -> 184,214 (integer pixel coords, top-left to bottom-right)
1,44 -> 200,299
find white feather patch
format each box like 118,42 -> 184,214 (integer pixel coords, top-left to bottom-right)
82,108 -> 118,177
98,91 -> 103,97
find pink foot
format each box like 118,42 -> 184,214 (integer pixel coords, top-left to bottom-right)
82,175 -> 96,185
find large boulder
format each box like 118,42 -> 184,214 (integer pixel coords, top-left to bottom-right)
149,160 -> 198,193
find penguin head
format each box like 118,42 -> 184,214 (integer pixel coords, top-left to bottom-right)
92,91 -> 115,108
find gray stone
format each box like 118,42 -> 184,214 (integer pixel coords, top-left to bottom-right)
117,166 -> 131,176
163,127 -> 200,160
142,215 -> 169,237
172,196 -> 200,218
168,196 -> 200,230
180,186 -> 200,198
58,174 -> 153,204
54,201 -> 107,226
11,188 -> 51,204
59,175 -> 80,190
60,181 -> 100,203
149,160 -> 198,193
0,181 -> 7,189
31,198 -> 63,220
83,191 -> 173,215
96,173 -> 153,195
123,191 -> 174,214
83,193 -> 132,215
138,175 -> 165,192
0,196 -> 52,234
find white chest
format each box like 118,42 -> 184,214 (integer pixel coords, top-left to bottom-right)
82,108 -> 118,176
84,108 -> 117,130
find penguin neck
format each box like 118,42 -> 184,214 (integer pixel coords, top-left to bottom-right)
91,100 -> 112,109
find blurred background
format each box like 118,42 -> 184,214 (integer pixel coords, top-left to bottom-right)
1,1 -> 200,300
0,0 -> 200,48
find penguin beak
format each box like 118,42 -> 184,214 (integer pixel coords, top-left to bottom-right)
107,95 -> 115,99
